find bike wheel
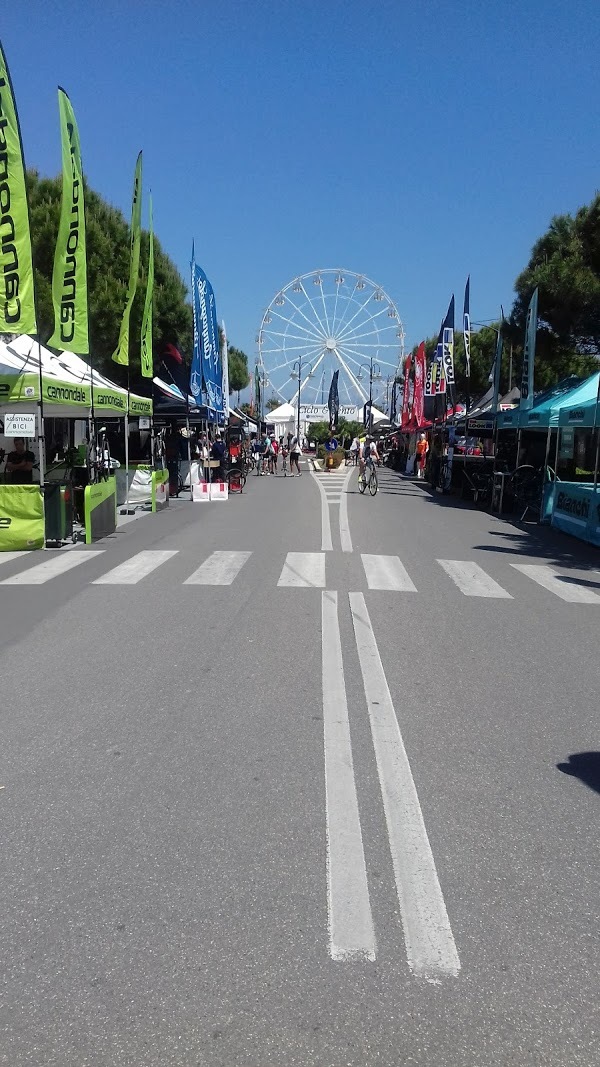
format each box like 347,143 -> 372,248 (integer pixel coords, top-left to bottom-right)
368,470 -> 378,495
358,474 -> 366,494
227,468 -> 245,493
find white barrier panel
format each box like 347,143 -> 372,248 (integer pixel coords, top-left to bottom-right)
210,482 -> 228,501
192,482 -> 211,502
116,468 -> 152,506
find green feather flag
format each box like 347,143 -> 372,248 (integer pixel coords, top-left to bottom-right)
0,40 -> 37,334
112,151 -> 142,366
48,88 -> 88,353
140,194 -> 154,378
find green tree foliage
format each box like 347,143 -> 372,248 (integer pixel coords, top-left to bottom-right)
509,194 -> 600,385
309,419 -> 363,446
26,169 -> 193,390
227,345 -> 250,395
265,396 -> 280,412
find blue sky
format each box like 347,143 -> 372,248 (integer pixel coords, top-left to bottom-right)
3,0 -> 600,386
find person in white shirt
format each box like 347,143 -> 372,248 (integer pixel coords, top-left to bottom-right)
289,436 -> 302,476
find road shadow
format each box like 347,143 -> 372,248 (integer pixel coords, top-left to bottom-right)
376,467 -> 600,566
557,753 -> 600,795
472,529 -> 600,569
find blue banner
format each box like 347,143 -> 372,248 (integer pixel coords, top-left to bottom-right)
190,247 -> 223,413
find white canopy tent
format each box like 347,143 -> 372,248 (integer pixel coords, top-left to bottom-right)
266,400 -> 388,440
265,401 -> 297,439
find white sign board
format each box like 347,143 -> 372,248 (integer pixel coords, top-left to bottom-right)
3,412 -> 36,438
138,416 -> 151,429
299,404 -> 360,423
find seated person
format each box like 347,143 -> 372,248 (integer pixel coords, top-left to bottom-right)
5,438 -> 35,483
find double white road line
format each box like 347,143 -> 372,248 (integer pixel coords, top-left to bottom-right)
322,590 -> 460,978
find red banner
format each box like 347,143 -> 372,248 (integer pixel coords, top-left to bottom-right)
412,342 -> 426,427
400,354 -> 412,429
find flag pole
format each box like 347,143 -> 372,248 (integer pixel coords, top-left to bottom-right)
186,387 -> 193,502
591,372 -> 600,494
35,331 -> 47,494
124,364 -> 130,508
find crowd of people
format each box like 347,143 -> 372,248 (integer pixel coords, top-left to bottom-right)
252,432 -> 303,475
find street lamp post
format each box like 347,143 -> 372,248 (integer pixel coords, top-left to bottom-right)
290,358 -> 314,443
357,356 -> 381,433
255,365 -> 270,433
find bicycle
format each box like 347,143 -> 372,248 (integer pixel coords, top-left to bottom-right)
226,461 -> 247,494
358,457 -> 378,496
510,464 -> 544,521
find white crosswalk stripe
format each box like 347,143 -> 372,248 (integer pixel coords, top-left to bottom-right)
362,554 -> 417,592
0,551 -> 105,585
92,550 -> 179,585
277,552 -> 326,588
511,563 -> 600,603
184,550 -> 252,585
1,546 -> 598,602
437,559 -> 513,598
0,551 -> 34,566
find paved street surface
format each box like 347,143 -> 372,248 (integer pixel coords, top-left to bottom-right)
1,459 -> 599,1066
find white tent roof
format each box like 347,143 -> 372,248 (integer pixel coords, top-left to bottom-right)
0,336 -> 151,416
266,402 -> 296,421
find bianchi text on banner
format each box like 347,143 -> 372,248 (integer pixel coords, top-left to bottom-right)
48,88 -> 89,353
0,40 -> 37,335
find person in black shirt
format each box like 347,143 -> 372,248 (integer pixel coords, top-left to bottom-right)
5,438 -> 35,484
211,431 -> 226,480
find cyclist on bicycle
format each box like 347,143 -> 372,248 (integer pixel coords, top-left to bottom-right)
359,435 -> 379,479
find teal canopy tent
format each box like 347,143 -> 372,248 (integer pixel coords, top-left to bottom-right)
497,376 -> 582,430
557,372 -> 600,428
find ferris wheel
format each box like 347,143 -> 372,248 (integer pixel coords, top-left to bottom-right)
257,269 -> 405,410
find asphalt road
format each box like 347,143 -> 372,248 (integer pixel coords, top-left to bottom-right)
1,459 -> 599,1066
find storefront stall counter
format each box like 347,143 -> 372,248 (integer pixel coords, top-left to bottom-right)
551,482 -> 600,548
0,484 -> 45,550
151,468 -> 169,512
84,477 -> 117,544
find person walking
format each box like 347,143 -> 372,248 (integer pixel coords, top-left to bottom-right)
268,434 -> 279,475
415,433 -> 429,479
289,435 -> 302,476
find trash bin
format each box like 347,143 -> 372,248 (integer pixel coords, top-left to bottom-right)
44,483 -> 74,543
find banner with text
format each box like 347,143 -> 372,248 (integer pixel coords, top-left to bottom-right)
0,41 -> 37,334
48,88 -> 88,353
413,342 -> 426,426
190,250 -> 222,413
